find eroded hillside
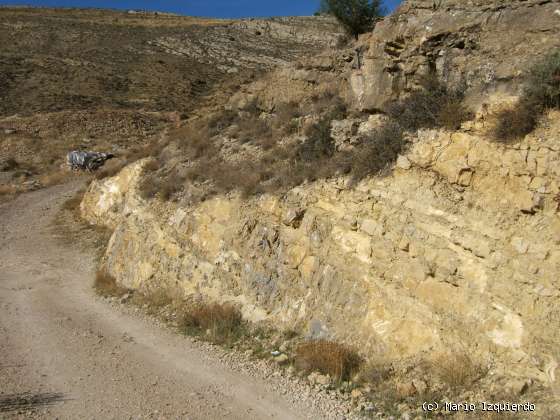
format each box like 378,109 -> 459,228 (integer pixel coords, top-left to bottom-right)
0,7 -> 343,198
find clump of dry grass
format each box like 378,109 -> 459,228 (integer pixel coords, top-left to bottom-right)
433,352 -> 488,390
130,288 -> 175,315
295,339 -> 363,382
61,190 -> 85,212
39,170 -> 71,187
0,184 -> 17,197
94,269 -> 129,298
178,302 -> 247,345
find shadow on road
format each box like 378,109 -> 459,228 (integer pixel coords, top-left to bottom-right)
0,392 -> 67,413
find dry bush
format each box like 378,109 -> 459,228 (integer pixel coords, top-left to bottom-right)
131,289 -> 175,315
207,109 -> 238,136
310,90 -> 347,119
298,116 -> 336,161
433,352 -> 488,390
139,166 -> 184,201
1,157 -> 19,171
93,160 -> 127,180
295,339 -> 363,382
138,175 -> 160,199
178,302 -> 246,345
61,189 -> 85,212
352,121 -> 406,180
493,49 -> 560,142
491,101 -> 539,142
525,48 -> 560,110
125,138 -> 168,162
0,184 -> 17,197
94,269 -> 129,297
273,101 -> 302,134
387,75 -> 472,131
438,99 -> 474,130
159,178 -> 184,201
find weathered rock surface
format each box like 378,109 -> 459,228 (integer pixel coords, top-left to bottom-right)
350,0 -> 560,111
82,109 -> 560,386
79,0 -> 560,398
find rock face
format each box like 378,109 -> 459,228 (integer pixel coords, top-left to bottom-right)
82,109 -> 560,384
350,0 -> 560,111
80,0 -> 560,391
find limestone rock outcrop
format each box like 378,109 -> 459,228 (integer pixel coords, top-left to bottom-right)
82,109 -> 560,386
350,0 -> 560,111
80,0 -> 560,397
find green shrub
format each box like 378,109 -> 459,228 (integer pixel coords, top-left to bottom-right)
323,0 -> 382,38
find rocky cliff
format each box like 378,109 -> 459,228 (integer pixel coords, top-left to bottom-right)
351,0 -> 560,111
80,0 -> 560,406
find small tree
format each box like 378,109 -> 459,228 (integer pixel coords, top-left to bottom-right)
317,0 -> 331,15
323,0 -> 382,38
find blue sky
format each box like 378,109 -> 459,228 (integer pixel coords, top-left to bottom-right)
2,1 -> 402,18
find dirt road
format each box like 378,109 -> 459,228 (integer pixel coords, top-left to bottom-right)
0,183 -> 326,419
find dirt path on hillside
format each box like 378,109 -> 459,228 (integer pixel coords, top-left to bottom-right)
0,183 -> 324,419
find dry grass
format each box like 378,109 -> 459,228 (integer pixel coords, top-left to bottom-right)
145,91 -> 410,204
358,358 -> 394,388
178,302 -> 247,345
295,339 -> 363,382
61,191 -> 84,212
93,269 -> 129,298
130,289 -> 175,315
0,184 -> 17,197
433,352 -> 488,390
39,170 -> 71,187
93,160 -> 126,180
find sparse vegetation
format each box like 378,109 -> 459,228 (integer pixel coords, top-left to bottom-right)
0,184 -> 17,198
295,339 -> 363,382
491,103 -> 538,142
61,191 -> 84,212
178,302 -> 247,345
358,358 -> 393,388
137,89 -> 418,204
94,269 -> 129,298
54,188 -> 113,261
1,158 -> 19,171
493,49 -> 560,142
433,352 -> 488,390
352,121 -> 406,180
386,75 -> 473,131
